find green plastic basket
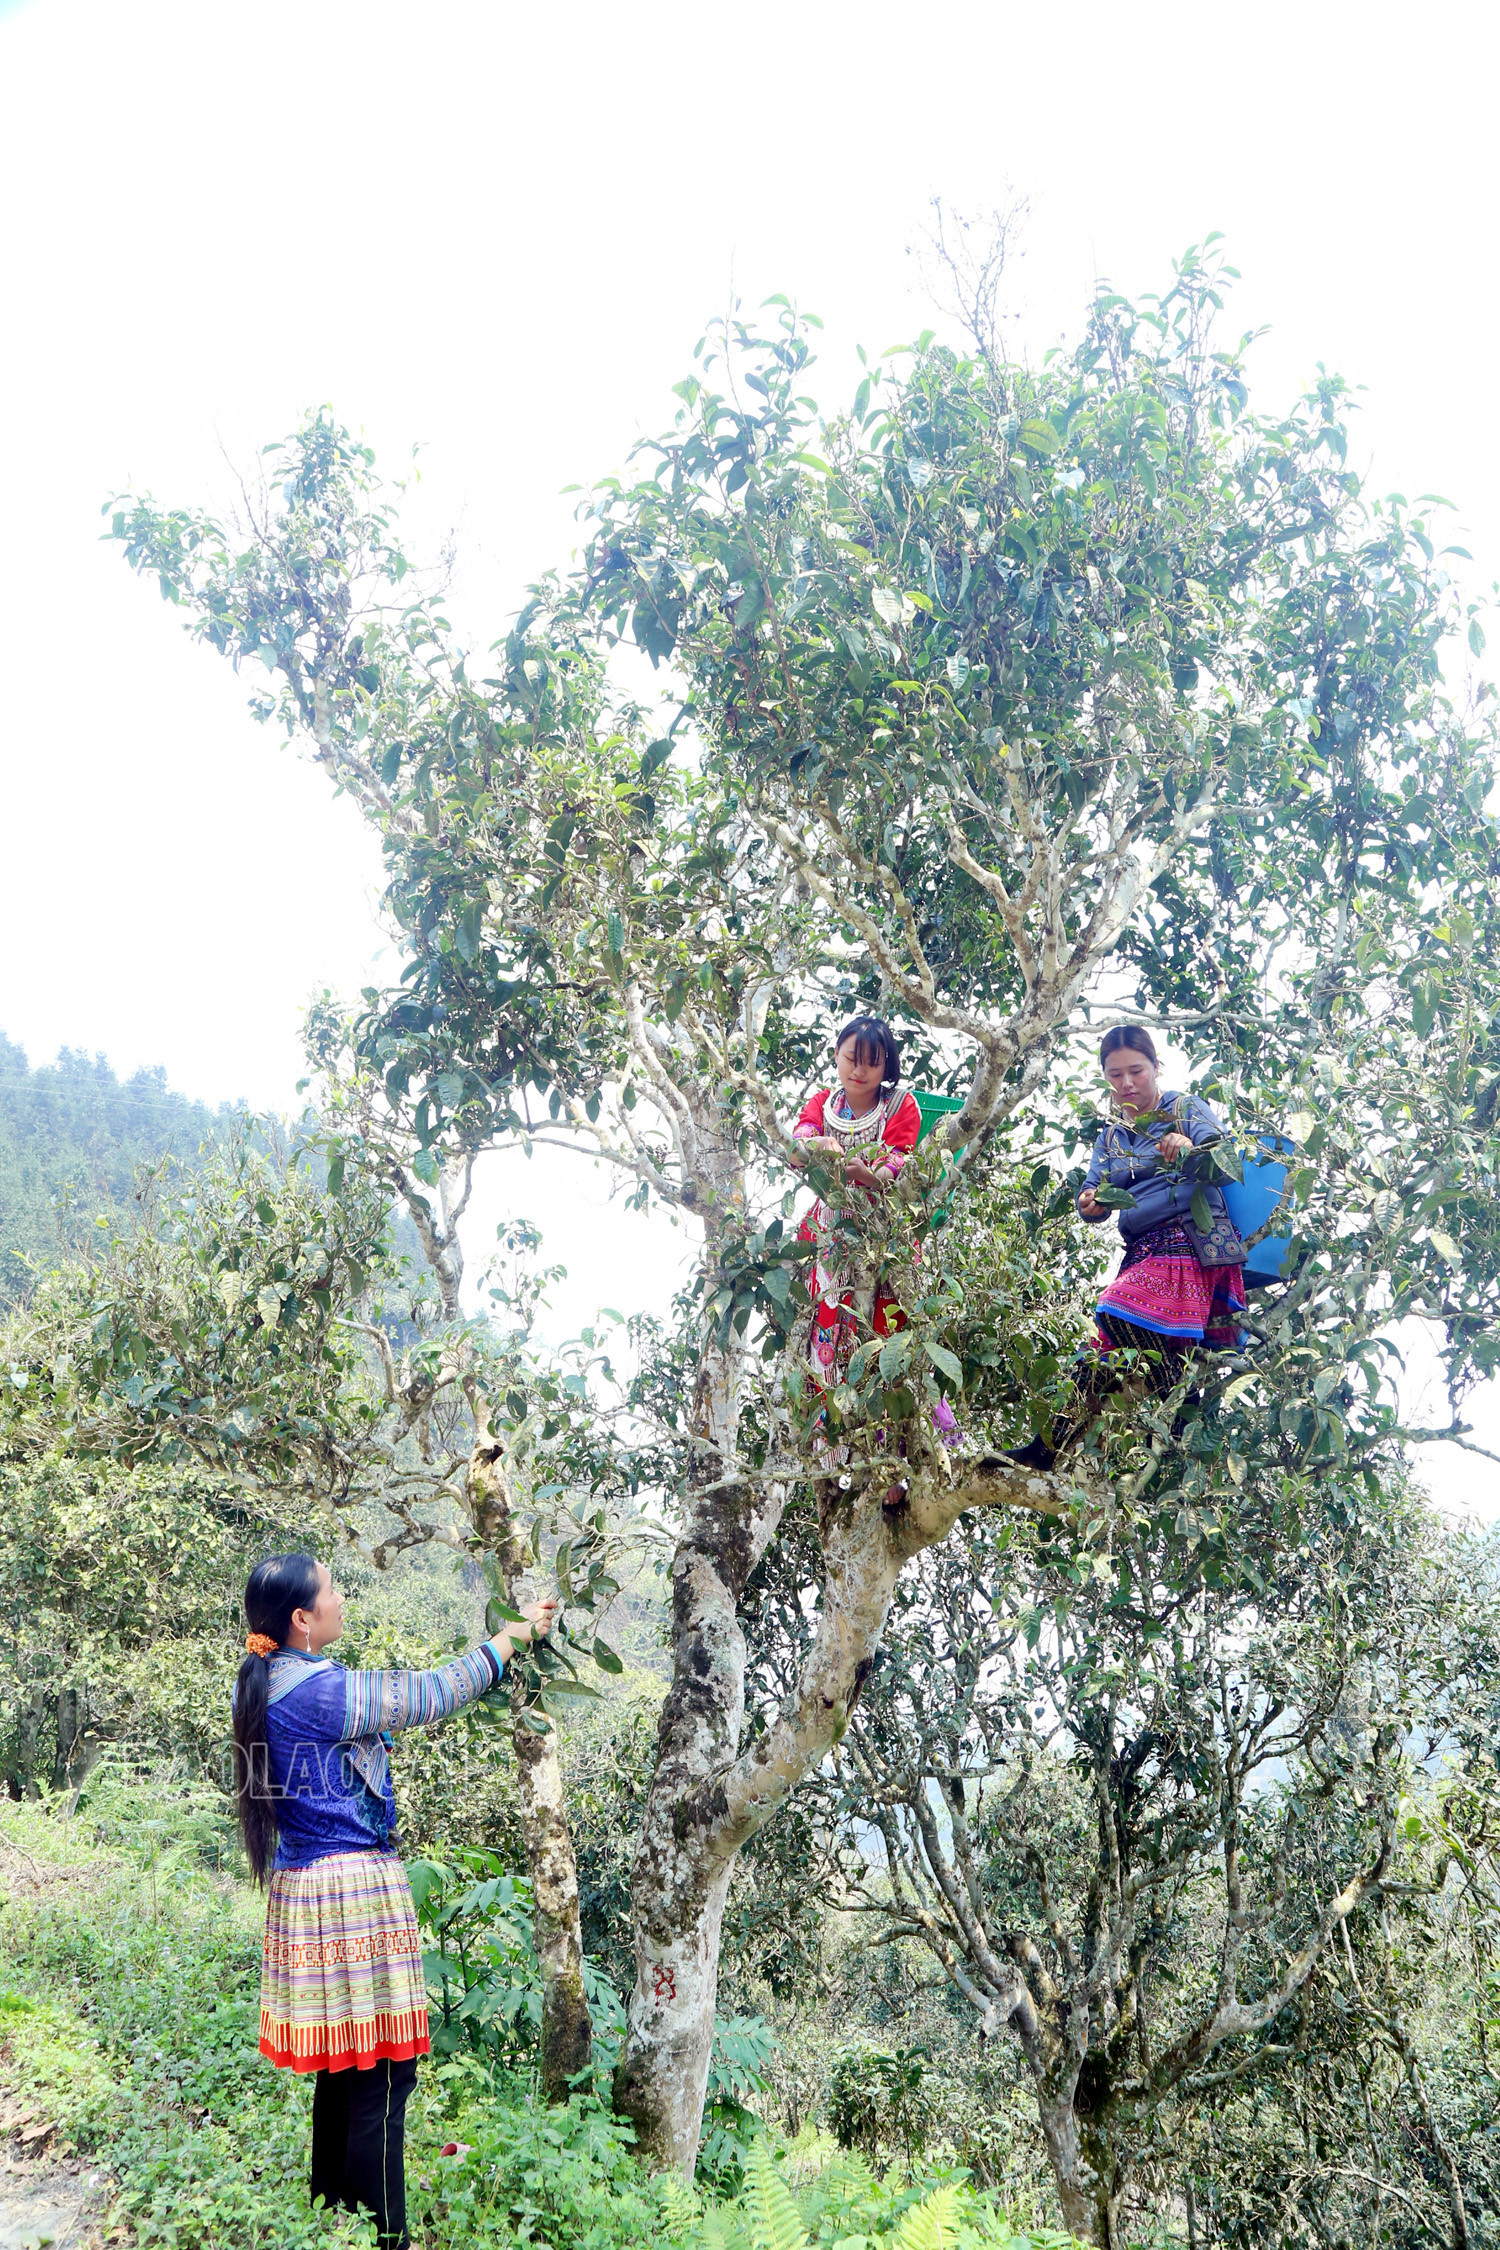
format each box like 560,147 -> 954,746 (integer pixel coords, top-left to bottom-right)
913,1090 -> 965,1143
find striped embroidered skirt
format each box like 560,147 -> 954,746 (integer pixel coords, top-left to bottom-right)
1095,1220 -> 1247,1351
260,1849 -> 429,2074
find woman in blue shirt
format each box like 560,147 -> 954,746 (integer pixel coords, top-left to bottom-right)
232,1553 -> 556,2249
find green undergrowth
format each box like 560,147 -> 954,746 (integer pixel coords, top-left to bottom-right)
0,1795 -> 377,2248
0,1793 -> 1083,2249
681,2139 -> 1081,2248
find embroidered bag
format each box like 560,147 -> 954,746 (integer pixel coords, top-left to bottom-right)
1170,1098 -> 1248,1269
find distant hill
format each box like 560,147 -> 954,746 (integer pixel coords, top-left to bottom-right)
0,1034 -> 236,1308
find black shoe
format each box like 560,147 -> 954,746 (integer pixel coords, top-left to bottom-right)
1004,1435 -> 1057,1472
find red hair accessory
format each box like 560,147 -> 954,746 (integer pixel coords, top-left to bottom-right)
245,1632 -> 279,1658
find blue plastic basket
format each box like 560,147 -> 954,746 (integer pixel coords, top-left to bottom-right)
1222,1135 -> 1296,1283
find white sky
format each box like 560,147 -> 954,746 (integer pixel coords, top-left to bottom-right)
0,0 -> 1494,1515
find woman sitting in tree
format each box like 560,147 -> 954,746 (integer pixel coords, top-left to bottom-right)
232,1553 -> 557,2250
1011,1025 -> 1246,1469
792,1014 -> 921,1391
791,1015 -> 956,1500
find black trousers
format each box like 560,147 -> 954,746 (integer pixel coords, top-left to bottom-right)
310,2056 -> 418,2249
1093,1310 -> 1189,1399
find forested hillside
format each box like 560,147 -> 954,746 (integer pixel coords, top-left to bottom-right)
0,1035 -> 232,1308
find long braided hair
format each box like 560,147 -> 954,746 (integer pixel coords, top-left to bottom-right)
232,1553 -> 320,1884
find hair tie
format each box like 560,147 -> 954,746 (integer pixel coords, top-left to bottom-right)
245,1632 -> 278,1658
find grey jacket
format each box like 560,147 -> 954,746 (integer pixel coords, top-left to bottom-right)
1080,1092 -> 1230,1244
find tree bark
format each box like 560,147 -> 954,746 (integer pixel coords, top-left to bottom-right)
610,1354 -> 786,2165
52,1685 -> 81,1793
614,1422 -> 1067,2173
16,1685 -> 44,1799
470,1420 -> 594,2101
1035,2089 -> 1118,2247
512,1697 -> 593,2097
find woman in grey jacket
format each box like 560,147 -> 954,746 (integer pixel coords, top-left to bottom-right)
1010,1027 -> 1245,1469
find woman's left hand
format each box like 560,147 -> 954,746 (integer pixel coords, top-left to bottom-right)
496,1598 -> 560,1662
844,1158 -> 889,1189
1158,1132 -> 1193,1160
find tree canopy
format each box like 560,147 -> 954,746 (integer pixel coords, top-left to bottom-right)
37,237 -> 1500,2232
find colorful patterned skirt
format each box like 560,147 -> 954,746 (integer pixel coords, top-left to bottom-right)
260,1849 -> 429,2074
1095,1221 -> 1247,1352
806,1277 -> 907,1389
798,1228 -> 959,1449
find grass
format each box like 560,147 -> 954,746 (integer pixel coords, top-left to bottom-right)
0,1785 -> 690,2250
0,1789 -> 379,2247
0,1986 -> 123,2148
0,1784 -> 1081,2249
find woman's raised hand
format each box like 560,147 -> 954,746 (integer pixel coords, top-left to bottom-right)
496,1598 -> 560,1661
1158,1132 -> 1193,1160
794,1135 -> 842,1163
1078,1187 -> 1104,1219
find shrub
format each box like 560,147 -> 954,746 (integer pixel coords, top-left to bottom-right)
409,1844 -> 772,2191
408,1849 -> 627,2089
826,2044 -> 935,2167
696,2014 -> 776,2193
410,2085 -> 687,2249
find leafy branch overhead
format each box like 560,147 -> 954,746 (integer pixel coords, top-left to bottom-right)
85,233 -> 1500,2210
105,249 -> 1498,1444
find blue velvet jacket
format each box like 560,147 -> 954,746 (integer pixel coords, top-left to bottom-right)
1080,1092 -> 1231,1245
253,1641 -> 505,1871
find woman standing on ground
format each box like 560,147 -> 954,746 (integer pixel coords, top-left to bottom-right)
232,1553 -> 556,2249
1010,1027 -> 1246,1469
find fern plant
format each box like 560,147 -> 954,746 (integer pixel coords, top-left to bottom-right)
741,2139 -> 809,2250
691,2140 -> 1086,2250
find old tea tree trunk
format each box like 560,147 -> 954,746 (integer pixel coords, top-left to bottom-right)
612,1385 -> 1069,2166
469,1406 -> 593,2095
608,1085 -> 1072,2166
384,1146 -> 598,2103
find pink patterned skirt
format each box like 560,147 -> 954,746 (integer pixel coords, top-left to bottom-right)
260,1849 -> 429,2074
1095,1221 -> 1246,1352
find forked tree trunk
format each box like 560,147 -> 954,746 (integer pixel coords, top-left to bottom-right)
470,1425 -> 594,2100
613,1348 -> 1064,2171
611,1310 -> 781,2161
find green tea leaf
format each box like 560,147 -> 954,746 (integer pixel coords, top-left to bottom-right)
925,1340 -> 963,1385
879,1331 -> 912,1381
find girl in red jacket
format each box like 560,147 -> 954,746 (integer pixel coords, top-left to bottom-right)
791,1014 -> 922,1403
